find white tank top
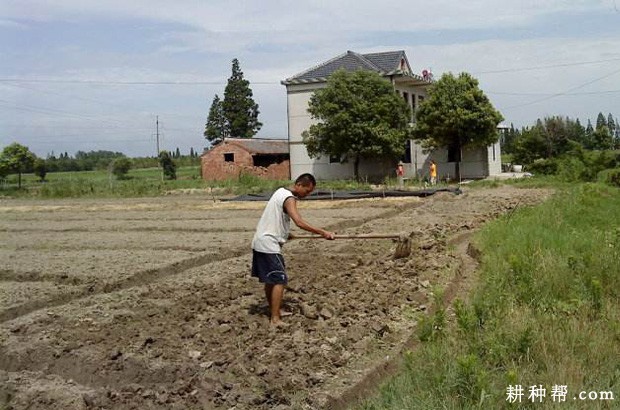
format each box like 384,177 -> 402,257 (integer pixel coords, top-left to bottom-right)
251,187 -> 295,253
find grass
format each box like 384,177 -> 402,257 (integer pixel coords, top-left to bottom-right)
0,166 -> 375,199
360,182 -> 620,409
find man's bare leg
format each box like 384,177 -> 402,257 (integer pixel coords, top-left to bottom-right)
269,284 -> 287,326
264,284 -> 273,310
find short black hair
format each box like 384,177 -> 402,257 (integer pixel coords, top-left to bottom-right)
295,173 -> 316,187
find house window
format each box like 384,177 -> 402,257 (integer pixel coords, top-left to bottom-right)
412,94 -> 416,111
492,144 -> 496,161
224,153 -> 235,162
402,92 -> 409,105
329,154 -> 341,164
401,140 -> 412,164
448,144 -> 461,162
418,95 -> 425,104
253,154 -> 289,167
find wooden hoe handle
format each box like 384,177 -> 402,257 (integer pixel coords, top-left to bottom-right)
291,234 -> 402,240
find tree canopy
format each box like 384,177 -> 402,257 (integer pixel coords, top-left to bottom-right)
0,142 -> 37,188
413,72 -> 503,157
204,59 -> 262,143
204,94 -> 227,144
302,69 -> 412,179
159,150 -> 177,180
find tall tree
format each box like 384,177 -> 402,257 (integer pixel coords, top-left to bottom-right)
159,150 -> 177,180
607,113 -> 616,138
204,94 -> 228,144
596,112 -> 607,131
302,69 -> 412,179
412,72 -> 503,178
0,142 -> 36,188
585,119 -> 595,149
592,127 -> 614,150
222,59 -> 262,138
616,117 -> 620,149
569,118 -> 587,147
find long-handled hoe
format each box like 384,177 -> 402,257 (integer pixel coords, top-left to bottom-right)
290,233 -> 411,259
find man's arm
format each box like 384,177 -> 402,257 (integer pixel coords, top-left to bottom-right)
284,197 -> 335,239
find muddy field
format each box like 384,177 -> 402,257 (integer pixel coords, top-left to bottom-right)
0,185 -> 551,409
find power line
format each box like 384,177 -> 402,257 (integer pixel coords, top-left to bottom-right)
473,57 -> 620,75
503,66 -> 620,110
488,89 -> 620,96
0,98 -> 156,129
0,78 -> 279,85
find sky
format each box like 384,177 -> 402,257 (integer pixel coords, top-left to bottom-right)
1,0 -> 620,158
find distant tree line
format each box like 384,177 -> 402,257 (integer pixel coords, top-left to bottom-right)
502,112 -> 619,163
500,112 -> 620,185
1,143 -> 201,187
45,150 -> 127,172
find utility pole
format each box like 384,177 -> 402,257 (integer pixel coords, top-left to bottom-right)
156,115 -> 160,156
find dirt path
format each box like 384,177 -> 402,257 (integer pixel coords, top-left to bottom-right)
0,186 -> 551,409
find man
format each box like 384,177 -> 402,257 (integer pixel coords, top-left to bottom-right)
251,173 -> 335,326
429,159 -> 437,186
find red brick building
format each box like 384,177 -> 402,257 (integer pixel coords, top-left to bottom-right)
201,138 -> 290,181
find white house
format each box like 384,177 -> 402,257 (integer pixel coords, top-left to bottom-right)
281,50 -> 502,181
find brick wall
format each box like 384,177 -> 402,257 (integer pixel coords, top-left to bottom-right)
201,142 -> 290,181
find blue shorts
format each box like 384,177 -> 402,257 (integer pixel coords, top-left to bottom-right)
251,250 -> 287,285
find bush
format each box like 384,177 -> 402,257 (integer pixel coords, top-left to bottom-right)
33,159 -> 47,181
556,157 -> 586,182
158,151 -> 177,180
598,168 -> 620,187
526,158 -> 558,175
111,157 -> 132,179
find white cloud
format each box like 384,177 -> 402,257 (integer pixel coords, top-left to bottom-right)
2,0 -> 619,156
1,1 -> 610,32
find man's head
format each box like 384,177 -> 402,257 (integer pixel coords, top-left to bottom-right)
292,173 -> 316,198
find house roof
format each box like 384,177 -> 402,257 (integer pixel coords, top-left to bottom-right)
282,50 -> 429,85
222,138 -> 289,155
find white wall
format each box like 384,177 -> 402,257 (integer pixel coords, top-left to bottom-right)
285,78 -> 500,181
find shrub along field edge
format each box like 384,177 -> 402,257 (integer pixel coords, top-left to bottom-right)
360,183 -> 620,409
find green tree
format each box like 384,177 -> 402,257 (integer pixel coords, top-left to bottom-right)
512,125 -> 547,164
302,69 -> 412,179
596,112 -> 607,131
607,113 -> 616,139
159,150 -> 177,180
0,142 -> 36,188
222,59 -> 261,138
33,158 -> 47,181
615,116 -> 620,149
204,94 -> 228,143
412,72 -> 503,178
592,127 -> 614,150
111,157 -> 131,179
585,119 -> 595,149
0,157 -> 9,180
569,118 -> 587,147
501,123 -> 519,155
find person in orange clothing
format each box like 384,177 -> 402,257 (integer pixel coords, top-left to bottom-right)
429,160 -> 437,186
396,161 -> 405,189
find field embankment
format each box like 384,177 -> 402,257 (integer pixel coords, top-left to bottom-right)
360,183 -> 620,409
